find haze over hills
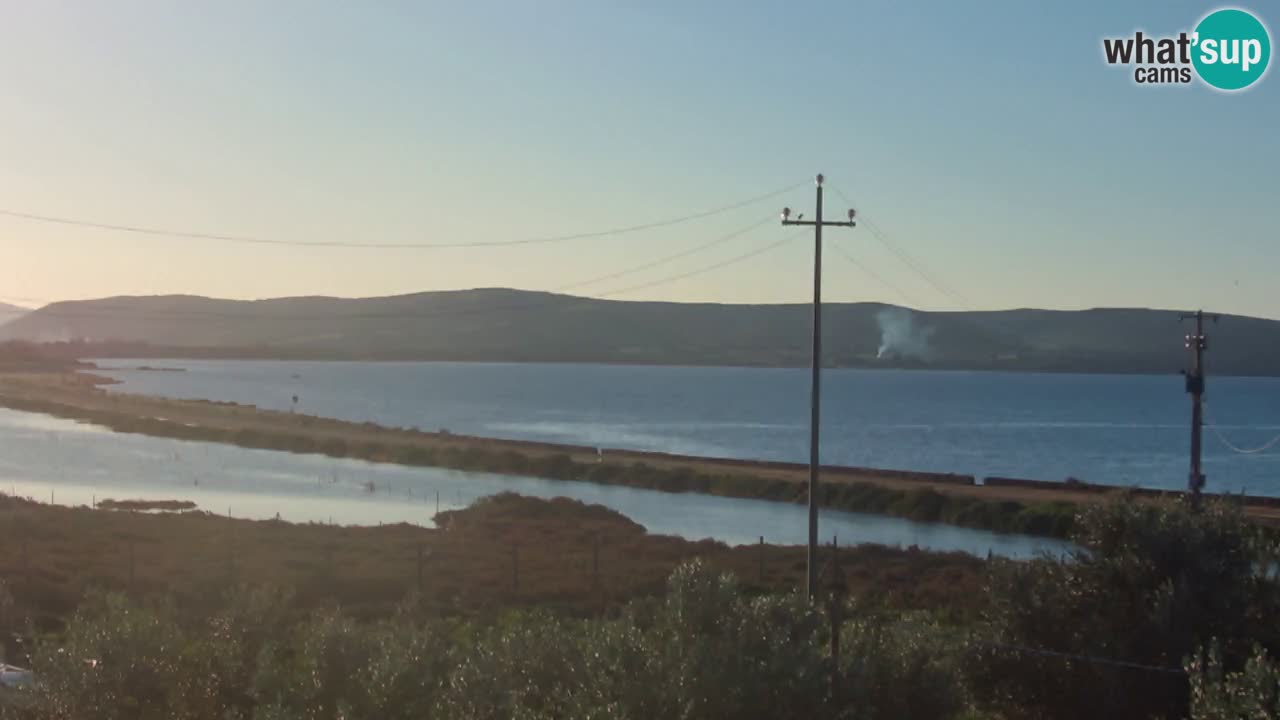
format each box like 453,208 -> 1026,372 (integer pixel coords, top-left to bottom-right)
0,302 -> 28,327
0,289 -> 1277,375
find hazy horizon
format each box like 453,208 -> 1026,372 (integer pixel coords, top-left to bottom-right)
1,2 -> 1276,318
11,286 -> 1280,322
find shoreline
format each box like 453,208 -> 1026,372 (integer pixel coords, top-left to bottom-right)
1,370 -> 1275,538
85,352 -> 1276,377
29,345 -> 1279,377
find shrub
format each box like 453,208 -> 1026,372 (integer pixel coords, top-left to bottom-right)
28,594 -> 219,720
21,563 -> 969,719
970,497 -> 1280,720
1188,642 -> 1280,719
838,612 -> 968,720
437,612 -> 586,720
253,610 -> 446,720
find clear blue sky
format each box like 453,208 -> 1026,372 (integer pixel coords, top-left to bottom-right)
0,1 -> 1276,316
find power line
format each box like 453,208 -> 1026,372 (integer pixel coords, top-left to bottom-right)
1208,425 -> 1280,455
863,216 -> 971,308
829,240 -> 918,307
1182,316 -> 1280,460
0,217 -> 778,316
596,231 -> 804,297
0,217 -> 774,310
551,216 -> 772,293
0,180 -> 807,250
0,233 -> 805,324
829,185 -> 971,308
972,638 -> 1187,676
1205,403 -> 1280,455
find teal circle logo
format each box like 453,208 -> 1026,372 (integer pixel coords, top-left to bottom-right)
1192,8 -> 1271,91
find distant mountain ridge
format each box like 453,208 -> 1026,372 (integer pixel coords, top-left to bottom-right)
1,289 -> 1277,375
0,302 -> 27,328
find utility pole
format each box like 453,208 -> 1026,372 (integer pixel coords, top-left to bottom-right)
1180,310 -> 1217,503
782,173 -> 856,601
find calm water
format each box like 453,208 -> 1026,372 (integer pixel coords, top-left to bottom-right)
96,360 -> 1280,495
0,408 -> 1066,558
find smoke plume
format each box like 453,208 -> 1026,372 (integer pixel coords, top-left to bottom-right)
875,308 -> 934,361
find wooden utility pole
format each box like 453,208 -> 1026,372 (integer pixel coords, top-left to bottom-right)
782,174 -> 856,601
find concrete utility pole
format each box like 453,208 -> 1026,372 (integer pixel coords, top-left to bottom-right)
1180,309 -> 1217,503
782,174 -> 856,601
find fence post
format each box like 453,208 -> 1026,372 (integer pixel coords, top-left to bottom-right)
128,540 -> 136,593
512,543 -> 520,596
829,596 -> 842,664
758,535 -> 765,584
416,543 -> 424,593
21,537 -> 29,595
592,533 -> 600,592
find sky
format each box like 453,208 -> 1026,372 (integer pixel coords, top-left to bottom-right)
0,1 -> 1277,316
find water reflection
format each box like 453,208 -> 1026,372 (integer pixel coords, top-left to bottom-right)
0,409 -> 1070,558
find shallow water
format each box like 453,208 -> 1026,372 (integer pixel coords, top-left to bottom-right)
0,408 -> 1068,559
95,360 -> 1280,495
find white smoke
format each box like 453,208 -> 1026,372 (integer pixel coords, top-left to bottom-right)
875,308 -> 935,361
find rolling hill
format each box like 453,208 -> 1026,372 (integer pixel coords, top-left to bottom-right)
0,289 -> 1276,375
0,302 -> 28,328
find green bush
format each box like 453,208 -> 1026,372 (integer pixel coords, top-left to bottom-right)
1188,642 -> 1280,719
28,594 -> 219,720
970,497 -> 1280,720
441,559 -> 967,720
438,612 -> 587,720
253,609 -> 446,720
19,562 -> 970,720
838,612 -> 968,719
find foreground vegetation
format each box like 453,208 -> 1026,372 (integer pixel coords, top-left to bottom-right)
9,564 -> 970,720
2,494 -> 1280,718
0,492 -> 983,632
